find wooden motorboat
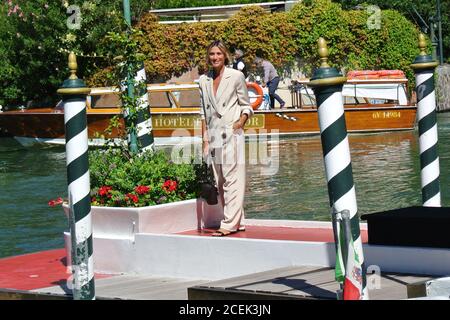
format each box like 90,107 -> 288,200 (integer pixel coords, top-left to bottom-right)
0,75 -> 417,147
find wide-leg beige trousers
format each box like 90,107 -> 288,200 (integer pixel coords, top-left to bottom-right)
211,129 -> 246,232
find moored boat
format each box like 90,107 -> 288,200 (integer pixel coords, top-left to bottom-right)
0,73 -> 417,147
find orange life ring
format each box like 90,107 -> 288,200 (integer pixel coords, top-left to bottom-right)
246,82 -> 263,110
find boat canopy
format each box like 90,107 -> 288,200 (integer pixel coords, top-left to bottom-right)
294,78 -> 409,105
342,82 -> 408,105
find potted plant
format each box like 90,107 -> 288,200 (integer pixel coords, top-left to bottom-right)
89,148 -> 199,208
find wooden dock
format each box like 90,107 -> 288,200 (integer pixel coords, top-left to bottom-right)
28,275 -> 209,300
16,266 -> 432,300
188,266 -> 433,300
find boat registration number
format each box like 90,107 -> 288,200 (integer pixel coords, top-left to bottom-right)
372,111 -> 401,119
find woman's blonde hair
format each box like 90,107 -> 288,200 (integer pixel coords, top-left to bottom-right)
206,40 -> 231,66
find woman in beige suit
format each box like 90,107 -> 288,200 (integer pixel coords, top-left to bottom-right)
199,40 -> 253,236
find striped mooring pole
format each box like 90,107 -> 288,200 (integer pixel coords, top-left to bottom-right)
57,52 -> 95,300
134,62 -> 155,152
121,0 -> 154,153
122,0 -> 138,153
308,38 -> 368,299
119,61 -> 155,153
411,33 -> 441,207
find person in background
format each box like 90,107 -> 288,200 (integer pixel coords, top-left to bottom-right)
232,49 -> 248,79
254,56 -> 285,109
199,40 -> 253,236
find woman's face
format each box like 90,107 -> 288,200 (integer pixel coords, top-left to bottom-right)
208,46 -> 225,69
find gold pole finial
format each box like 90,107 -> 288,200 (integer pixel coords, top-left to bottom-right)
318,38 -> 330,68
68,52 -> 78,80
418,33 -> 427,56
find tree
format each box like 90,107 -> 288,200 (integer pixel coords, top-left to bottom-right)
0,0 -> 153,107
334,0 -> 449,61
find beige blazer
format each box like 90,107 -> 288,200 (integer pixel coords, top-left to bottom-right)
199,67 -> 253,147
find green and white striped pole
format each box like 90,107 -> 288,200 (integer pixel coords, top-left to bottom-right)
308,38 -> 367,300
57,52 -> 95,300
121,0 -> 154,153
135,63 -> 155,152
122,0 -> 138,153
411,33 -> 441,207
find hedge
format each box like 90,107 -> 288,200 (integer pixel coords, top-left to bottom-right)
88,0 -> 421,89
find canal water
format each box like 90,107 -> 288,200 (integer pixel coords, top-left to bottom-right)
0,113 -> 449,258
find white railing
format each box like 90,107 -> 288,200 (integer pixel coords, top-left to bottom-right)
149,1 -> 300,23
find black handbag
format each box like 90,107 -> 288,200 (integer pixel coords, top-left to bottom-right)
200,160 -> 218,205
199,92 -> 219,205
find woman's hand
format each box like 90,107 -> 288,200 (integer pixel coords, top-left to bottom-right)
233,120 -> 244,131
233,114 -> 248,133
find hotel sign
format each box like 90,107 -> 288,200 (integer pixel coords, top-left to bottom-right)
152,114 -> 265,130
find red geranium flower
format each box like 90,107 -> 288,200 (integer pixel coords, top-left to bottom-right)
98,186 -> 112,196
126,193 -> 139,203
162,180 -> 177,193
134,185 -> 150,195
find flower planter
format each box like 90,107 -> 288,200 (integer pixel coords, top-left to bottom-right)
63,198 -> 223,239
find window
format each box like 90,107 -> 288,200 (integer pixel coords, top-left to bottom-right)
344,96 -> 368,105
90,93 -> 121,108
148,91 -> 173,108
175,90 -> 200,108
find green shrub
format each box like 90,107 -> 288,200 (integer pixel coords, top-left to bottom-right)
89,149 -> 201,207
224,6 -> 298,67
89,0 -> 421,87
288,0 -> 355,73
335,0 -> 449,61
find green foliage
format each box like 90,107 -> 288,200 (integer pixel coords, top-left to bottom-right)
224,6 -> 298,68
343,8 -> 419,81
89,148 -> 201,207
375,10 -> 420,84
334,0 -> 449,62
89,0 -> 421,86
1,0 -> 425,106
0,0 -> 152,107
288,0 -> 355,74
87,26 -> 203,208
153,0 -> 281,9
0,1 -> 66,106
133,14 -> 225,82
103,27 -> 149,147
